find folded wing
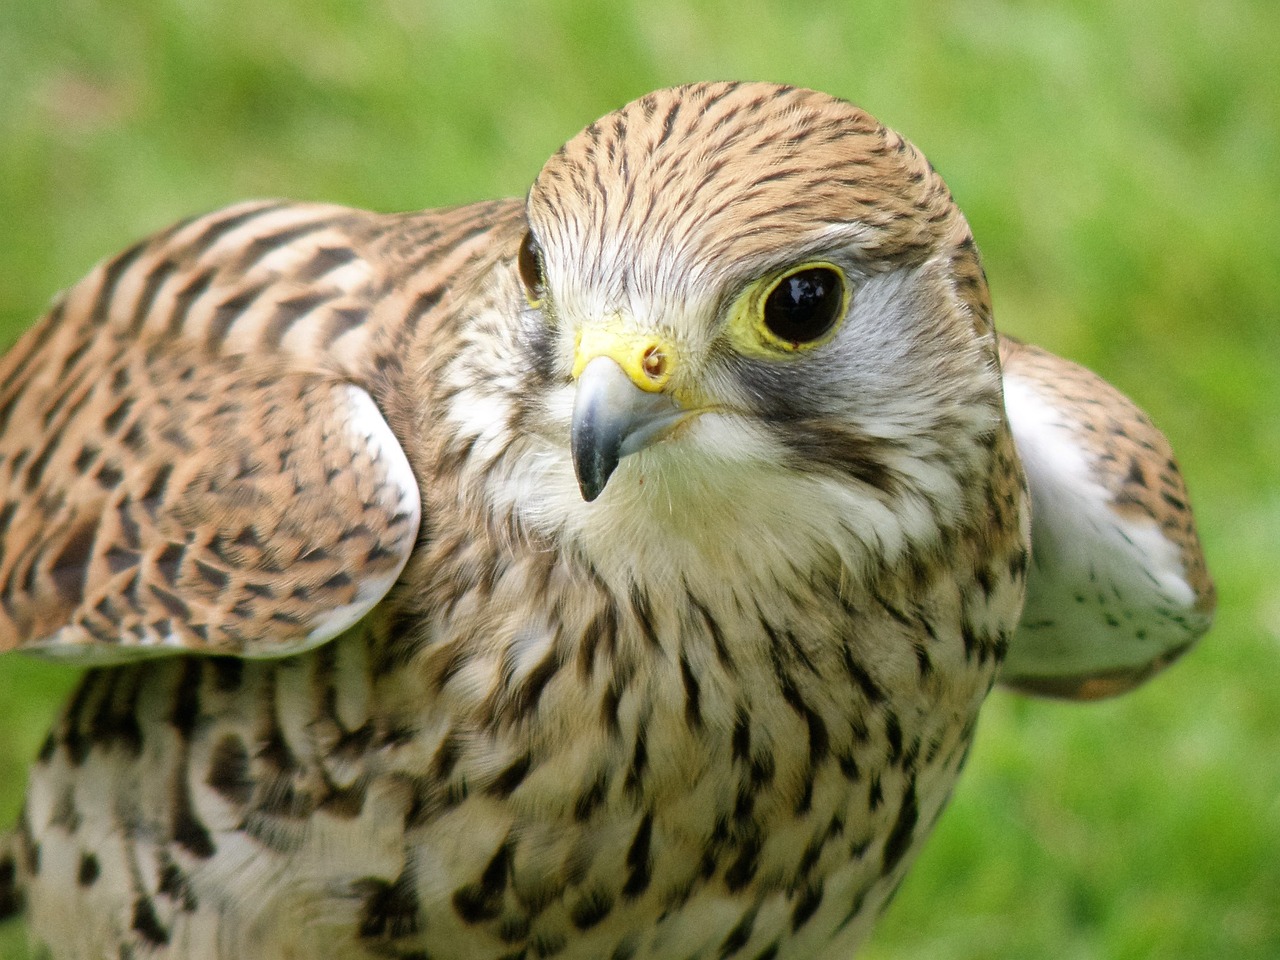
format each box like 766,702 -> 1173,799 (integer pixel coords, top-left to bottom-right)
0,202 -> 422,661
998,336 -> 1215,699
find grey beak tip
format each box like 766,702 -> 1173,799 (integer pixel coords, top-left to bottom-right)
571,354 -> 680,503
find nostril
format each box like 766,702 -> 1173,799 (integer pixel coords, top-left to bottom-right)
641,346 -> 667,382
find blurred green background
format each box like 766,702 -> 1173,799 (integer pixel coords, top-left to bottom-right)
1,0 -> 1276,957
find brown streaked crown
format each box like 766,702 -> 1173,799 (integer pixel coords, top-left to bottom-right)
526,83 -> 968,302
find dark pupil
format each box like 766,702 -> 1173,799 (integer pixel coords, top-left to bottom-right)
518,230 -> 545,299
762,267 -> 842,343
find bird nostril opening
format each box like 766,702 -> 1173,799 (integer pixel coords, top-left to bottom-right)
641,346 -> 667,382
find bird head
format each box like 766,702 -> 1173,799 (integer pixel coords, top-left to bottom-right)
509,82 -> 1010,574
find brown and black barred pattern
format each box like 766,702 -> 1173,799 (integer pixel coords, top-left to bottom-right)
0,199 -> 526,658
0,82 -> 1209,959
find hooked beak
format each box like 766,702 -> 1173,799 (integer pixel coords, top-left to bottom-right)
570,326 -> 687,501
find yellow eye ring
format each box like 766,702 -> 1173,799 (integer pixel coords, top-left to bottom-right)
728,261 -> 850,356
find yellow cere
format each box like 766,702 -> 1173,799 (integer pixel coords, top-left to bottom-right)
572,322 -> 675,392
726,260 -> 850,358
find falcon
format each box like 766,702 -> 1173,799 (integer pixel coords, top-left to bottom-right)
0,82 -> 1214,960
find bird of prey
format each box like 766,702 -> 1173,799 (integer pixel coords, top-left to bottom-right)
0,82 -> 1214,960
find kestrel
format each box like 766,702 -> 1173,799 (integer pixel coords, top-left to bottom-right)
0,82 -> 1213,960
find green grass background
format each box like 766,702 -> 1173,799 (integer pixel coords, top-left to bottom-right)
1,0 -> 1276,957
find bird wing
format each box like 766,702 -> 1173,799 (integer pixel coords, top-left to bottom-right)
0,199 -> 517,661
996,335 -> 1215,699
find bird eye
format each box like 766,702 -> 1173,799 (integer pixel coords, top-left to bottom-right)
517,230 -> 547,307
760,265 -> 846,346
